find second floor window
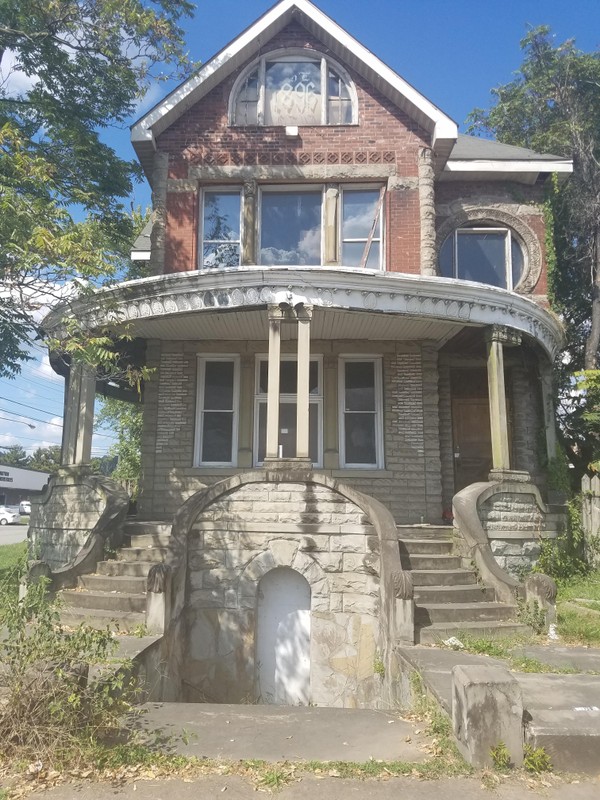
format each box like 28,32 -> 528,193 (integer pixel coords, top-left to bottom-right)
260,189 -> 322,265
201,190 -> 242,269
439,227 -> 524,290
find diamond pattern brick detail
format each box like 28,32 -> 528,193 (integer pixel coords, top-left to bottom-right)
341,152 -> 353,164
217,153 -> 229,165
313,152 -> 325,164
244,152 -> 257,165
355,151 -> 367,163
369,152 -> 382,163
299,152 -> 312,164
259,152 -> 270,165
285,152 -> 297,164
384,151 -> 395,163
273,152 -> 285,164
232,152 -> 244,165
327,152 -> 339,164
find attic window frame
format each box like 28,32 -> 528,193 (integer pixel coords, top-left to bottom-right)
228,48 -> 358,127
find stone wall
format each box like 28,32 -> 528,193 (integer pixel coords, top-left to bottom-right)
179,481 -> 383,707
137,339 -> 444,524
479,491 -> 561,577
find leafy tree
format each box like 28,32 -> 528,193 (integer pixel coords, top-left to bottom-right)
0,443 -> 29,467
469,27 -> 600,476
27,445 -> 61,474
95,397 -> 142,497
0,0 -> 195,377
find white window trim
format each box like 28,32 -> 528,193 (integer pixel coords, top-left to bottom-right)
340,184 -> 386,271
258,185 -> 325,267
228,47 -> 358,127
253,354 -> 323,467
198,187 -> 243,271
338,355 -> 384,469
447,227 -> 522,291
194,355 -> 240,467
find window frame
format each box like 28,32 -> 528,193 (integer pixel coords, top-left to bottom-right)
340,184 -> 385,271
338,355 -> 384,469
194,355 -> 240,467
441,226 -> 524,291
253,354 -> 323,467
198,187 -> 243,271
229,48 -> 358,127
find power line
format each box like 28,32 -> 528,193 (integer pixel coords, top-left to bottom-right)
0,407 -> 63,428
0,395 -> 63,418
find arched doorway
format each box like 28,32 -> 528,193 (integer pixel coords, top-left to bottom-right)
256,567 -> 311,705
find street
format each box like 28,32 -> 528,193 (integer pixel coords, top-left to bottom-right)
0,524 -> 28,545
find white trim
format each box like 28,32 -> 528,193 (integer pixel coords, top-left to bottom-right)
131,251 -> 151,261
194,355 -> 240,467
338,355 -> 383,469
131,0 -> 456,149
445,159 -> 572,174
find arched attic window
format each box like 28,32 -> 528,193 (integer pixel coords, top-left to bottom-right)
439,225 -> 525,291
230,50 -> 357,126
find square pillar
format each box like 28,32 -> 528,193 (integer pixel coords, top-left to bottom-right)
296,305 -> 312,460
539,359 -> 558,462
61,362 -> 96,466
266,305 -> 283,459
485,326 -> 520,472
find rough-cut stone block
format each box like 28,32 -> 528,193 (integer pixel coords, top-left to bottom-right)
330,535 -> 368,553
452,664 -> 523,768
269,538 -> 298,566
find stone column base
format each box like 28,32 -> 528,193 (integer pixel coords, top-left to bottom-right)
263,457 -> 313,471
488,469 -> 531,484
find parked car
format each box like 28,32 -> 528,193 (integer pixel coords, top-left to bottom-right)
0,506 -> 20,525
19,501 -> 31,515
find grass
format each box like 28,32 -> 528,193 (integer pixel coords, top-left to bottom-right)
556,569 -> 600,645
444,634 -> 579,674
0,541 -> 27,613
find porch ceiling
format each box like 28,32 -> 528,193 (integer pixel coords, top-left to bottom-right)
121,305 -> 466,345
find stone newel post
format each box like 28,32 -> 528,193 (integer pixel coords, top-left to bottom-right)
61,362 -> 96,466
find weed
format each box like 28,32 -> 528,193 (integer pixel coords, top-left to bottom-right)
523,744 -> 552,773
490,741 -> 512,772
257,764 -> 294,789
373,652 -> 385,677
132,623 -> 150,638
518,598 -> 547,635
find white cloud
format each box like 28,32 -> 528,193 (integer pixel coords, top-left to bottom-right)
133,83 -> 164,116
0,49 -> 38,96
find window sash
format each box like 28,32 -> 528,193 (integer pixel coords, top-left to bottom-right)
195,357 -> 239,466
341,187 -> 384,270
339,357 -> 383,468
199,189 -> 242,270
259,187 -> 324,266
441,228 -> 521,291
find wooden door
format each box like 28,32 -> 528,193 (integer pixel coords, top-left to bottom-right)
452,397 -> 493,492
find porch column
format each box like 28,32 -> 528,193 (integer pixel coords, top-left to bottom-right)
296,305 -> 313,459
266,305 -> 282,459
61,362 -> 96,466
540,359 -> 558,462
485,326 -> 511,471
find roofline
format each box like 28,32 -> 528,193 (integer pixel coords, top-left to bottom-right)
131,0 -> 457,153
445,159 -> 572,174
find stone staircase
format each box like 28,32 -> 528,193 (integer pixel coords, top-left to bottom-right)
397,525 -> 527,644
60,521 -> 171,630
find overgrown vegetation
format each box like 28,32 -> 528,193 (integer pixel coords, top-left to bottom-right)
0,576 -> 136,767
536,496 -> 588,580
556,569 -> 600,644
490,742 -> 512,772
523,744 -> 553,773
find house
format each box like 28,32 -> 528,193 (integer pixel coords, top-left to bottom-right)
33,0 -> 570,707
0,464 -> 48,508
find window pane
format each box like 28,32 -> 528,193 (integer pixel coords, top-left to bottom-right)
457,231 -> 506,288
343,190 -> 380,239
259,360 -> 319,394
203,193 -> 240,241
328,68 -> 352,124
202,412 -> 233,462
257,401 -> 318,462
345,413 -> 376,465
234,69 -> 259,125
345,361 -> 375,411
202,243 -> 241,270
342,241 -> 380,269
511,238 -> 524,288
265,61 -> 321,125
260,192 -> 322,265
204,361 -> 234,410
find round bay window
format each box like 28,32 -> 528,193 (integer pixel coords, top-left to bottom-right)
439,226 -> 525,290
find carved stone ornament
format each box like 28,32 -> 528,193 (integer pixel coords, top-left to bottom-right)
525,573 -> 557,603
147,562 -> 171,593
485,324 -> 523,347
392,569 -> 414,600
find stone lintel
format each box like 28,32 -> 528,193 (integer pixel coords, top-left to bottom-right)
263,457 -> 314,471
488,469 -> 531,484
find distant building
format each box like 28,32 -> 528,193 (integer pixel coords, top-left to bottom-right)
0,464 -> 49,506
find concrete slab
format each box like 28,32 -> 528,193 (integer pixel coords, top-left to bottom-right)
129,703 -> 427,763
514,645 -> 600,672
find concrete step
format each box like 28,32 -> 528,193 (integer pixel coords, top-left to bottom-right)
78,574 -> 147,594
396,525 -> 452,540
398,538 -> 454,555
127,533 -> 171,547
401,553 -> 463,570
118,546 -> 170,563
415,601 -> 518,625
416,621 -> 529,645
97,560 -> 157,577
413,584 -> 494,604
123,520 -> 172,537
59,607 -> 146,632
411,568 -> 477,586
61,588 -> 146,613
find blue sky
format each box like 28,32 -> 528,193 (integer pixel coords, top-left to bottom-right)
1,0 -> 599,461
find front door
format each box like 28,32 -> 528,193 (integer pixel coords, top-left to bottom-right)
256,568 -> 311,705
452,397 -> 493,492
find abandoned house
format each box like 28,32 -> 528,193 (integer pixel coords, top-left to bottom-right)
32,0 -> 571,707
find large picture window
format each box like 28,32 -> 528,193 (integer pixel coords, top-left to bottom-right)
339,357 -> 383,468
200,190 -> 242,270
231,51 -> 356,127
195,357 -> 239,465
439,227 -> 524,290
254,357 -> 322,466
260,189 -> 322,265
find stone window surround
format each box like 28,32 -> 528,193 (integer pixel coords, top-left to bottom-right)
436,205 -> 542,294
197,180 -> 387,271
194,354 -> 241,467
227,47 -> 359,127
